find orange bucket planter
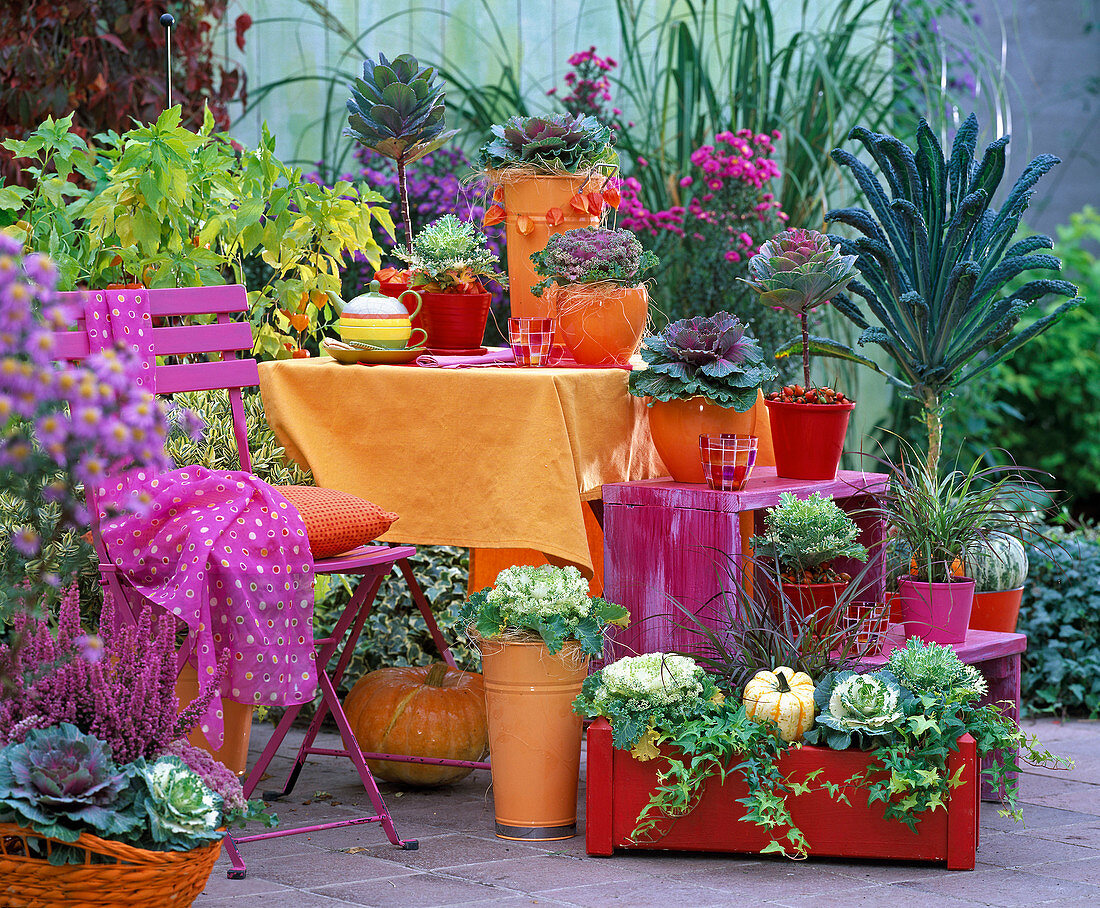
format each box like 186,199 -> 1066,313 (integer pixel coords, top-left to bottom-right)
477,636 -> 589,840
553,283 -> 648,366
969,588 -> 1025,633
499,173 -> 604,323
646,393 -> 768,483
175,662 -> 253,776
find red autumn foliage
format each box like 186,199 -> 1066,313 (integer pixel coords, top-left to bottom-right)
0,1 -> 250,184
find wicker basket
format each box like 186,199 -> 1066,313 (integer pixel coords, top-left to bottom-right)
0,823 -> 221,907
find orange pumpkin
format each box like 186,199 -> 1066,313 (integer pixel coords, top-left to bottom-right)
343,663 -> 488,786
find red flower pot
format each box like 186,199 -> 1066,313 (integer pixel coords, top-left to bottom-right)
375,271 -> 425,334
765,398 -> 855,480
420,290 -> 492,354
776,581 -> 848,636
968,588 -> 1024,633
898,576 -> 976,644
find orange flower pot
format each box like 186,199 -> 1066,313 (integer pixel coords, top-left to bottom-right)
500,172 -> 604,328
175,662 -> 253,776
776,580 -> 849,636
552,283 -> 648,366
477,636 -> 589,840
647,392 -> 772,483
968,588 -> 1024,633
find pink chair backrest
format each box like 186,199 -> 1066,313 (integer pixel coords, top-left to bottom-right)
54,285 -> 259,472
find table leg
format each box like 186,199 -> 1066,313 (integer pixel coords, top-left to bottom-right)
977,653 -> 1021,802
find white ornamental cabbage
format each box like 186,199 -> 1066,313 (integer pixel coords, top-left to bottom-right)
141,756 -> 222,847
596,653 -> 704,708
487,564 -> 592,621
825,673 -> 904,733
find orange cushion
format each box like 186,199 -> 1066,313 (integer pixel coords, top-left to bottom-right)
274,485 -> 398,558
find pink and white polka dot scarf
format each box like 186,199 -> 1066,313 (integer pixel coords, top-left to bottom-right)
86,290 -> 318,747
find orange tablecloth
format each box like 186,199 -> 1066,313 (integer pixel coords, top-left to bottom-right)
258,358 -> 667,576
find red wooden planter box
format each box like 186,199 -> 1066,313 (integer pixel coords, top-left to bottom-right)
585,718 -> 979,869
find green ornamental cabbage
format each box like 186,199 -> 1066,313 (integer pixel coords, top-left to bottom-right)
139,756 -> 223,849
806,670 -> 910,749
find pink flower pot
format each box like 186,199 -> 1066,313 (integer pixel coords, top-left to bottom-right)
897,577 -> 976,644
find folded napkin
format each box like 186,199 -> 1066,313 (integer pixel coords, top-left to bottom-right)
416,348 -> 515,368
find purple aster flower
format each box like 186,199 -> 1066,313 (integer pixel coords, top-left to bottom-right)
11,526 -> 40,557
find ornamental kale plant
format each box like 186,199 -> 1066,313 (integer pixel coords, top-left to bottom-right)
477,114 -> 616,173
461,564 -> 629,657
750,492 -> 868,582
887,637 -> 988,703
805,670 -> 910,749
628,311 -> 778,409
0,723 -> 139,844
393,214 -> 505,293
530,227 -> 658,296
134,755 -> 224,850
0,238 -> 170,629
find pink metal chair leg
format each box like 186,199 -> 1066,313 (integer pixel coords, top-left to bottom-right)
399,557 -> 458,668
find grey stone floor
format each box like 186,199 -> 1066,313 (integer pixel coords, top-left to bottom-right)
194,718 -> 1100,907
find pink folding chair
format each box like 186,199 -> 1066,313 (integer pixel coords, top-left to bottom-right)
54,285 -> 489,878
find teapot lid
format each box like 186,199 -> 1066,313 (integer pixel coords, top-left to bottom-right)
341,281 -> 411,318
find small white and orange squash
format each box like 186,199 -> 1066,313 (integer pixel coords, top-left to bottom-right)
743,666 -> 816,743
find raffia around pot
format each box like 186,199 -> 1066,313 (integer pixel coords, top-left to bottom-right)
550,282 -> 649,366
0,823 -> 222,907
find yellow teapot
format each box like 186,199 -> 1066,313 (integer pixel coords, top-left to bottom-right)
337,281 -> 426,350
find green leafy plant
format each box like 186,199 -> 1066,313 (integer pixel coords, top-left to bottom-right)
133,755 -> 224,851
880,441 -> 1048,583
805,670 -> 910,750
887,637 -> 989,703
1019,525 -> 1100,717
804,115 -> 1080,473
744,228 -> 858,390
477,114 -> 616,174
749,491 -> 867,582
393,214 -> 505,293
344,53 -> 457,244
627,311 -> 777,410
461,564 -> 628,657
2,109 -> 393,360
530,227 -> 658,297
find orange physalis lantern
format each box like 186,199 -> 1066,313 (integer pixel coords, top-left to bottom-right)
570,193 -> 589,214
492,185 -> 504,205
587,191 -> 605,214
603,186 -> 621,208
546,207 -> 565,227
483,205 -> 505,227
516,214 -> 534,236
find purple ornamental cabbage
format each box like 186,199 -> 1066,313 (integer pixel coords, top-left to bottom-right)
628,311 -> 778,410
530,227 -> 659,296
0,723 -> 138,842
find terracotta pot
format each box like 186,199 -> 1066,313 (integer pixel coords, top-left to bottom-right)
176,662 -> 253,776
501,172 -> 604,328
420,290 -> 492,354
897,576 -> 976,644
776,581 -> 848,636
969,588 -> 1024,633
550,283 -> 648,366
647,395 -> 760,483
477,636 -> 589,840
765,398 -> 855,480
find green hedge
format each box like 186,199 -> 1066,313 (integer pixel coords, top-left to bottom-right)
1019,526 -> 1100,717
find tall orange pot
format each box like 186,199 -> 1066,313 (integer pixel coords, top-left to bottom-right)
553,283 -> 648,366
477,636 -> 589,840
646,391 -> 773,483
969,588 -> 1024,633
500,172 -> 604,326
176,662 -> 253,776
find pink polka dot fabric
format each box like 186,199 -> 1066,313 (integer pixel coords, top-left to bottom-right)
85,291 -> 318,748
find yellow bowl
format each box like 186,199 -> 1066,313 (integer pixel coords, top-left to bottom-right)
338,315 -> 413,327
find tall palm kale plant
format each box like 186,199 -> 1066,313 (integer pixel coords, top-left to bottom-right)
805,115 -> 1080,472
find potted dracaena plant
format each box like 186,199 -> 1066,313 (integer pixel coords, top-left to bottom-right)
798,114 -> 1080,475
393,214 -> 506,354
744,228 -> 860,480
881,441 -> 1046,645
749,492 -> 869,638
477,114 -> 620,321
461,565 -> 628,841
530,226 -> 658,366
627,311 -> 778,483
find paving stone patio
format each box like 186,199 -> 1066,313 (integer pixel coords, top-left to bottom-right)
194,718 -> 1100,907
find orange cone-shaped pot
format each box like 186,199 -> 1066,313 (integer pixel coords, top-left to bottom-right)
647,392 -> 773,483
478,637 -> 589,840
501,173 -> 604,327
553,283 -> 648,366
176,662 -> 254,776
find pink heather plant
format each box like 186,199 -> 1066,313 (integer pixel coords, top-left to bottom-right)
0,584 -> 225,764
0,236 -> 172,625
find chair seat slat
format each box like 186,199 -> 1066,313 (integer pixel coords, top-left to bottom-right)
155,358 -> 260,395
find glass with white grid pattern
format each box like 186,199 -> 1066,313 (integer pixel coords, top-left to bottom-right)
844,600 -> 891,653
508,317 -> 555,366
698,434 -> 758,491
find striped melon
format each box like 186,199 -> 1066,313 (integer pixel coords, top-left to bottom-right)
966,533 -> 1028,592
